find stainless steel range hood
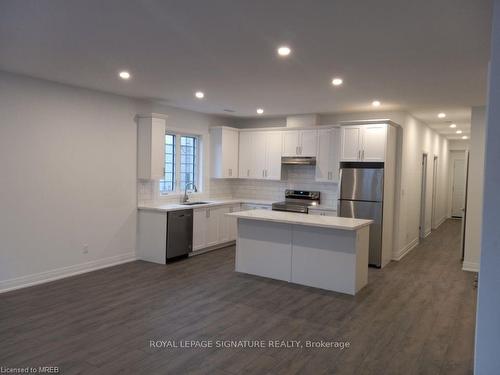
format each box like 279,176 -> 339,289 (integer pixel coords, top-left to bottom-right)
281,156 -> 316,165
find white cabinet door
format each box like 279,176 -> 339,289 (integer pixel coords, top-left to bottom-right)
238,131 -> 252,178
224,128 -> 239,178
265,131 -> 282,180
137,116 -> 166,180
217,206 -> 231,243
206,207 -> 220,247
252,131 -> 268,179
193,208 -> 207,251
316,128 -> 340,182
341,126 -> 362,161
282,131 -> 300,156
361,125 -> 386,161
299,130 -> 317,157
211,127 -> 239,178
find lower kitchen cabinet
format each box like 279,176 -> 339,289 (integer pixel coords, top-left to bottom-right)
193,204 -> 241,252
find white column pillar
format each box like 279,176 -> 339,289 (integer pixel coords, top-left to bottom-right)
475,1 -> 500,373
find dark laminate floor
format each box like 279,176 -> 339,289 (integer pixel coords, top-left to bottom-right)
0,219 -> 476,375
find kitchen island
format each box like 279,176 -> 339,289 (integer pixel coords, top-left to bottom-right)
227,209 -> 373,295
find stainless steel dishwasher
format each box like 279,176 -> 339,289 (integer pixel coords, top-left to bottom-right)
166,209 -> 193,261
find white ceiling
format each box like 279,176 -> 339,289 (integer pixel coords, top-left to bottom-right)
0,0 -> 492,138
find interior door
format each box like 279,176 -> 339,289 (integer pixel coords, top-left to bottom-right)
361,125 -> 386,161
299,130 -> 317,156
265,131 -> 282,180
282,131 -> 300,156
341,126 -> 361,161
238,131 -> 252,178
452,159 -> 466,217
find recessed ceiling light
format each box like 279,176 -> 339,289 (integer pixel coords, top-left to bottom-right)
332,78 -> 343,86
450,123 -> 457,128
456,130 -> 463,134
438,112 -> 446,118
372,100 -> 381,107
195,91 -> 205,99
256,108 -> 264,114
462,136 -> 468,140
119,71 -> 131,80
277,46 -> 291,56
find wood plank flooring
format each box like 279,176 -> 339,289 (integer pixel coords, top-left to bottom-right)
0,219 -> 476,374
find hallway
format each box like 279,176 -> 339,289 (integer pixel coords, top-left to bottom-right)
0,220 -> 476,375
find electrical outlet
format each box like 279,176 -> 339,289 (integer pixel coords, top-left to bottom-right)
83,244 -> 89,254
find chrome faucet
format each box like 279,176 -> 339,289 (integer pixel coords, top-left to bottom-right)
182,182 -> 197,203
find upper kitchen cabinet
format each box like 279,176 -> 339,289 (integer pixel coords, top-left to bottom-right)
137,114 -> 166,180
315,127 -> 340,182
340,124 -> 387,162
210,127 -> 239,178
238,130 -> 282,180
282,129 -> 317,157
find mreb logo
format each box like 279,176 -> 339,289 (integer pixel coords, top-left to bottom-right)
38,367 -> 59,373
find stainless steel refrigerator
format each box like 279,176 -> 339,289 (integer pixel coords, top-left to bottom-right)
338,162 -> 384,267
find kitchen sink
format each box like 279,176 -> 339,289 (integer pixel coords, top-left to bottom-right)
181,201 -> 212,206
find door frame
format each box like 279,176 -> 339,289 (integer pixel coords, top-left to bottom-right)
419,153 -> 428,240
431,156 -> 439,229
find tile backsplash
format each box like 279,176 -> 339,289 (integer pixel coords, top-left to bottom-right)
138,165 -> 338,207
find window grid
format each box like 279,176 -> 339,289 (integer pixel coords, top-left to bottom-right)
159,133 -> 199,195
160,134 -> 176,192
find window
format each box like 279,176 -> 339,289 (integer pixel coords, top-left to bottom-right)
159,133 -> 200,194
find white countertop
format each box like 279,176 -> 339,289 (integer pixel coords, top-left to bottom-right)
138,198 -> 274,212
227,209 -> 372,230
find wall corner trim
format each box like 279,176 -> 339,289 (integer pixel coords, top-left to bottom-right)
392,237 -> 419,261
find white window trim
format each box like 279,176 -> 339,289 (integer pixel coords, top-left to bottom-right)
159,130 -> 203,196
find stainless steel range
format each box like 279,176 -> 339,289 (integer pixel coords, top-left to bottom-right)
272,190 -> 320,213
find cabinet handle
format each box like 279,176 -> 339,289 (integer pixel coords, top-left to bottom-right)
247,169 -> 250,177
265,169 -> 268,177
358,150 -> 361,159
296,146 -> 299,155
299,146 -> 302,155
362,150 -> 365,160
229,168 -> 232,177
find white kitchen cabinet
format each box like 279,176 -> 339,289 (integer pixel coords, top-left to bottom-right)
238,131 -> 282,180
238,131 -> 252,178
137,115 -> 166,180
282,130 -> 317,157
265,131 -> 283,180
361,125 -> 387,161
193,208 -> 207,251
193,204 -> 239,252
210,127 -> 239,178
315,127 -> 340,182
206,207 -> 221,247
340,124 -> 387,162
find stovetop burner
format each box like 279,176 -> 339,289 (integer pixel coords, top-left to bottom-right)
271,190 -> 320,214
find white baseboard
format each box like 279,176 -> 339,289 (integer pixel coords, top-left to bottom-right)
462,261 -> 480,272
392,237 -> 419,261
0,251 -> 137,293
433,215 -> 447,229
424,229 -> 432,238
